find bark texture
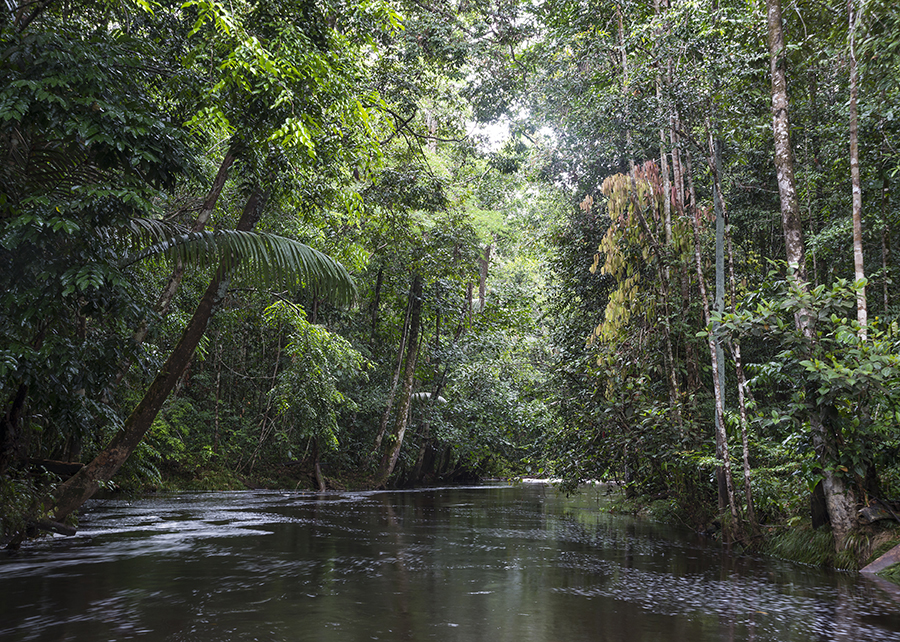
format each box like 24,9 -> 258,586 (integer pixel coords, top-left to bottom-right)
689,152 -> 738,523
113,147 -> 238,386
767,0 -> 806,279
848,0 -> 867,338
766,0 -> 856,546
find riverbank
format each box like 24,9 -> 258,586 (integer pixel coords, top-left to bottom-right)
597,486 -> 900,580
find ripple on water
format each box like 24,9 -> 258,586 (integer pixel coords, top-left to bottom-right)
3,487 -> 900,642
553,550 -> 900,642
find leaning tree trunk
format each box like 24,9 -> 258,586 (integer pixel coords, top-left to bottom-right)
379,274 -> 422,484
766,0 -> 856,547
52,189 -> 267,521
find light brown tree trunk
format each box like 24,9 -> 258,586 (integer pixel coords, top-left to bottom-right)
849,0 -> 867,338
52,189 -> 267,521
768,0 -> 806,281
478,244 -> 492,312
371,266 -> 384,340
767,0 -> 856,546
379,274 -> 423,483
708,127 -> 732,514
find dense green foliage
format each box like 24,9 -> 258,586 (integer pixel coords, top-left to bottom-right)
2,0 -> 900,566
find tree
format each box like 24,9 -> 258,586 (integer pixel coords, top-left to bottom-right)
848,0 -> 867,338
765,0 -> 857,546
51,189 -> 355,520
1,0 -> 391,535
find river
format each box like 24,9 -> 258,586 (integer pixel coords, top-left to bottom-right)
1,483 -> 899,641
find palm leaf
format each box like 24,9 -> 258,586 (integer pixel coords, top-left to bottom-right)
1,128 -> 111,207
122,230 -> 356,305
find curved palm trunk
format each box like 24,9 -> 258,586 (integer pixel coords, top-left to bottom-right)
52,189 -> 267,521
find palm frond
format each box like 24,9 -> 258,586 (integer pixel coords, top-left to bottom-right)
1,128 -> 111,205
124,217 -> 183,243
122,230 -> 356,305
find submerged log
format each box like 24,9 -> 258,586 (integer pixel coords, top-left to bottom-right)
34,519 -> 77,536
861,543 -> 900,575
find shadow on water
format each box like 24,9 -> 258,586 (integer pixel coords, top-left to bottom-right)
1,483 -> 899,641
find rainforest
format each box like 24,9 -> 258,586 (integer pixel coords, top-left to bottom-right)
2,0 -> 900,575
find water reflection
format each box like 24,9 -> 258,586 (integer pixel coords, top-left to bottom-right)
1,484 -> 899,641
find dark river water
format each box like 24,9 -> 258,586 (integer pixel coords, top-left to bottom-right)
2,483 -> 900,641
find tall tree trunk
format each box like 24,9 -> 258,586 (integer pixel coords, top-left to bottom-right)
725,224 -> 757,527
849,0 -> 867,339
767,0 -> 806,281
709,127 -> 731,514
766,0 -> 856,546
372,284 -> 414,457
882,175 -> 891,313
52,189 -> 268,521
379,274 -> 423,483
670,113 -> 685,217
371,266 -> 384,341
655,0 -> 672,247
688,150 -> 738,524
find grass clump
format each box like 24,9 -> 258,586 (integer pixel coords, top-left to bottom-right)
763,524 -> 836,567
